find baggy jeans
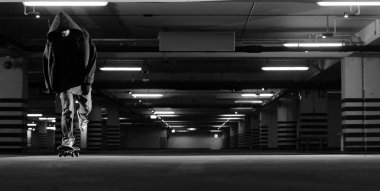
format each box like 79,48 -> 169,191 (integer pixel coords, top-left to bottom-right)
59,87 -> 92,141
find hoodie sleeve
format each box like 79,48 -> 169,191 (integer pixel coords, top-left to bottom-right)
83,37 -> 97,85
42,43 -> 53,93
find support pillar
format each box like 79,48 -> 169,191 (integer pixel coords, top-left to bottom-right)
260,105 -> 278,149
342,56 -> 380,151
105,105 -> 120,150
87,101 -> 103,150
298,90 -> 328,150
0,57 -> 28,151
277,97 -> 298,149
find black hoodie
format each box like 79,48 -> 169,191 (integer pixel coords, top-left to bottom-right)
42,11 -> 97,93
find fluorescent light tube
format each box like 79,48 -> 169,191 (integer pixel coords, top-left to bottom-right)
100,67 -> 142,71
27,123 -> 37,127
157,115 -> 178,117
219,118 -> 243,120
259,93 -> 273,97
187,128 -> 196,131
241,94 -> 257,97
284,43 -> 344,47
317,1 -> 380,6
177,130 -> 189,133
27,114 -> 43,117
231,107 -> 253,110
235,100 -> 263,104
150,115 -> 157,119
23,1 -> 108,6
210,130 -> 222,132
132,94 -> 163,98
46,127 -> 56,131
154,111 -> 175,114
262,67 -> 309,71
220,114 -> 245,117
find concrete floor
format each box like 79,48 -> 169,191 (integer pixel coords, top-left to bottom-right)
0,154 -> 379,191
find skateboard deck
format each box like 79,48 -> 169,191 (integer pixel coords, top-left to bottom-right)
57,145 -> 80,157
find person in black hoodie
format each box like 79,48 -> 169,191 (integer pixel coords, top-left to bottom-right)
42,11 -> 97,147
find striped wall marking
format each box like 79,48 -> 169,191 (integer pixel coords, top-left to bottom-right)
88,120 -> 104,150
0,129 -> 23,133
0,99 -> 26,150
342,103 -> 380,107
0,111 -> 24,116
342,99 -> 380,150
0,137 -> 23,142
342,111 -> 380,116
346,137 -> 380,142
342,120 -> 380,125
342,107 -> 380,111
343,128 -> 380,133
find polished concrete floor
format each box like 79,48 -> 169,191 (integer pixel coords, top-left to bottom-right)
0,154 -> 379,191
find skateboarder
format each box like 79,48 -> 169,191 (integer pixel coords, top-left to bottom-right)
42,12 -> 97,148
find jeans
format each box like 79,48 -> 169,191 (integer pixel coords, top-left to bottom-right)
59,87 -> 92,141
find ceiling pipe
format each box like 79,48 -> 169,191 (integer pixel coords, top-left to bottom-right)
3,33 -> 380,53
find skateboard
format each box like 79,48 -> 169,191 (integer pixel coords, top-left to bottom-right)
57,145 -> 80,157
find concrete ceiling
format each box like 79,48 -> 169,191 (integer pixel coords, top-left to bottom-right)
1,0 -> 375,129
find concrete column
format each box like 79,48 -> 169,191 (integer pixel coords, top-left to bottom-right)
277,97 -> 298,149
87,101 -> 103,150
237,120 -> 245,134
298,90 -> 328,150
341,56 -> 380,151
54,96 -> 62,148
0,57 -> 28,151
105,105 -> 120,150
37,123 -> 47,149
260,105 -> 277,148
327,92 -> 341,149
249,114 -> 260,149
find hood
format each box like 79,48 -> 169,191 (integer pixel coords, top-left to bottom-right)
47,11 -> 83,40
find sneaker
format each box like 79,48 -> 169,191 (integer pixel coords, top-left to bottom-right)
62,138 -> 75,147
77,111 -> 89,132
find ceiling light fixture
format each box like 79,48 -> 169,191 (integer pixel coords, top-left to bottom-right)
23,1 -> 108,6
157,115 -> 178,117
154,111 -> 175,114
262,67 -> 309,71
219,118 -> 243,120
150,115 -> 157,119
234,100 -> 263,104
284,43 -> 344,47
259,93 -> 274,97
27,114 -> 43,117
317,1 -> 380,6
100,67 -> 142,71
27,123 -> 37,127
187,128 -> 196,131
220,114 -> 245,117
241,94 -> 257,97
132,94 -> 163,98
231,107 -> 253,110
344,12 -> 349,18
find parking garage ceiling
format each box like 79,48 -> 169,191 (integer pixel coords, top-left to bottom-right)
1,0 -> 374,129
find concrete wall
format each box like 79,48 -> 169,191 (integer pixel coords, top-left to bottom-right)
125,127 -> 166,149
168,133 -> 219,149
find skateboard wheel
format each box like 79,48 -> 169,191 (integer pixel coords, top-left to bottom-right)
58,153 -> 62,157
75,152 -> 79,157
71,153 -> 74,157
